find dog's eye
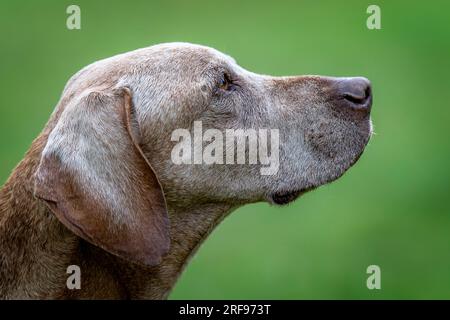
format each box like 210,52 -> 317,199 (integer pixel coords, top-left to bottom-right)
218,73 -> 234,91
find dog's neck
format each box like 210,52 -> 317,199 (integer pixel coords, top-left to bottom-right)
0,136 -> 234,299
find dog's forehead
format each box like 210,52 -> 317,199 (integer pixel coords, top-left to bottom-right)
147,42 -> 237,67
63,43 -> 239,98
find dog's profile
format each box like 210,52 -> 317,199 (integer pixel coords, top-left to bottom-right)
0,43 -> 372,299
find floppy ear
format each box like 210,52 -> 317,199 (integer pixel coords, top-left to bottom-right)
34,87 -> 170,266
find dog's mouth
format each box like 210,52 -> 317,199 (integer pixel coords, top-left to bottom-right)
268,187 -> 315,206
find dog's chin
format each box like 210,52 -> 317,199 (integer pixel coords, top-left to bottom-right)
268,187 -> 315,206
267,127 -> 372,207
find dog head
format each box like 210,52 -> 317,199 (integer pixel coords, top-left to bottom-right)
34,43 -> 372,266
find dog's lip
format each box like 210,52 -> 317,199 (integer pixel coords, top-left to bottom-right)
268,186 -> 315,206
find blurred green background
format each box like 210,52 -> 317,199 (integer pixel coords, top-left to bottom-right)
1,0 -> 450,299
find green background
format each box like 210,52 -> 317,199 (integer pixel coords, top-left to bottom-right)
1,0 -> 449,299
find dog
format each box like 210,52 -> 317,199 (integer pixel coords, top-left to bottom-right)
0,43 -> 372,299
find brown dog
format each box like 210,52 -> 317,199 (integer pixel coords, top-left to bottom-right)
0,43 -> 372,299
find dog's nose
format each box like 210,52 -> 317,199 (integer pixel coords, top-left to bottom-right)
335,77 -> 372,112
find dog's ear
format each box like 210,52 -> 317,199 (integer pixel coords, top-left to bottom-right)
34,87 -> 169,266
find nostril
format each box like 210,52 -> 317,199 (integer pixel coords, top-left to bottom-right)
343,93 -> 367,105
